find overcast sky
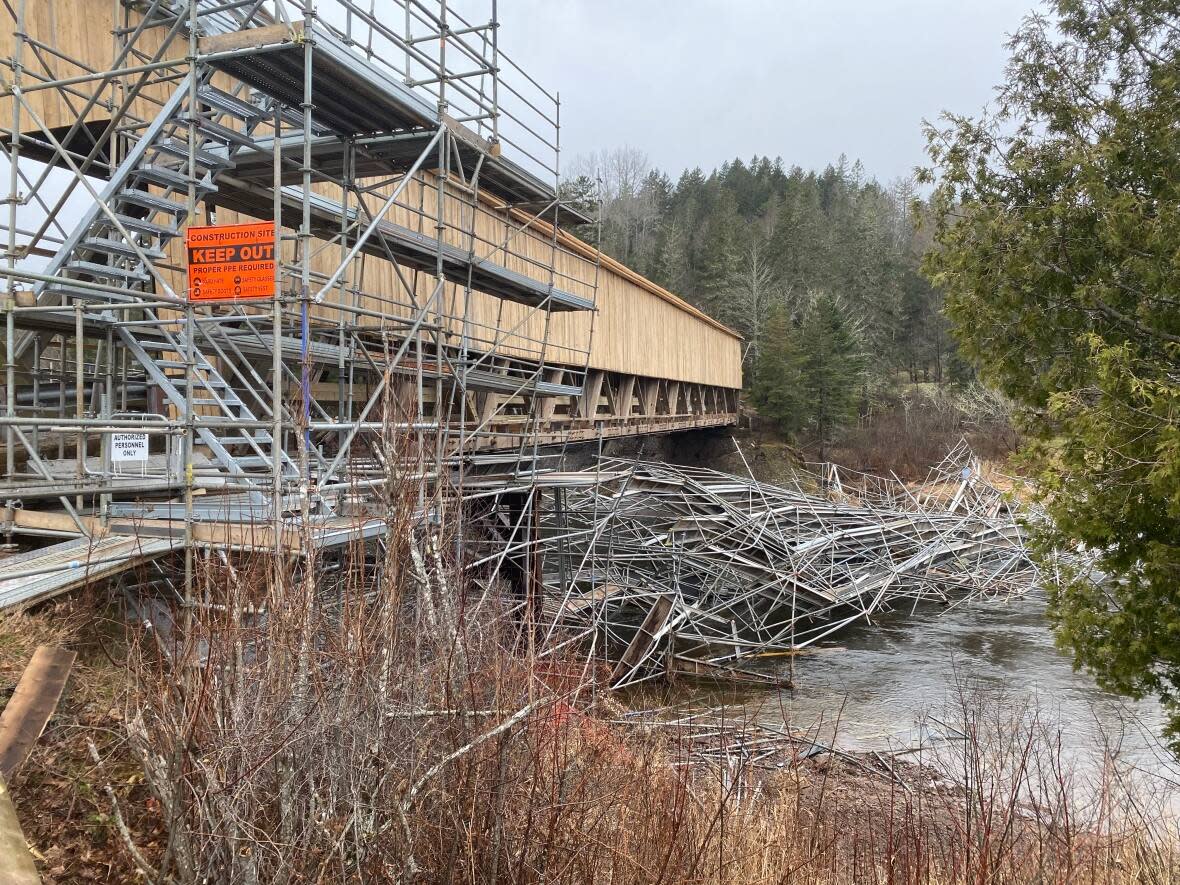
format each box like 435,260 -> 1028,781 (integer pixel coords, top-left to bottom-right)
484,0 -> 1040,184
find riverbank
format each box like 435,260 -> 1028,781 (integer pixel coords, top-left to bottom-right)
4,582 -> 1178,884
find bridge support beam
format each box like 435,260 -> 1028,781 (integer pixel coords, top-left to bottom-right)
578,371 -> 605,420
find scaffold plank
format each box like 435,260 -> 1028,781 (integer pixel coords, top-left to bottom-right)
0,536 -> 178,612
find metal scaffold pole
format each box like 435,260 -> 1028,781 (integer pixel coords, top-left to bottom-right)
183,0 -> 200,616
0,0 -> 606,610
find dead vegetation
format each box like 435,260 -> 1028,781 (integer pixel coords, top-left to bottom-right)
0,535 -> 1176,884
0,427 -> 1168,884
824,383 -> 1021,480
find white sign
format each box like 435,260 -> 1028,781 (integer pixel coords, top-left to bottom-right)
111,432 -> 149,462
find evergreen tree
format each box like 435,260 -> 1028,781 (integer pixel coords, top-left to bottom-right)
562,145 -> 956,384
796,293 -> 866,458
752,293 -> 865,453
923,0 -> 1180,742
751,303 -> 806,433
695,190 -> 741,323
558,174 -> 597,221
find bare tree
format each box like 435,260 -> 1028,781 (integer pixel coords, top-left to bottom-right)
728,235 -> 789,366
566,145 -> 650,206
566,146 -> 658,262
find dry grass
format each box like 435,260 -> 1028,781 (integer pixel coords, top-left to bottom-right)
0,598 -> 166,881
826,384 -> 1020,480
0,424 -> 1174,884
1,544 -> 1174,884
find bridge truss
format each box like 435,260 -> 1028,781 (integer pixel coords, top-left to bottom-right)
0,0 -> 615,599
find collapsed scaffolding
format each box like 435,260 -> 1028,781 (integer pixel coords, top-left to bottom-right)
0,0 -> 603,606
0,0 -> 1050,694
528,442 -> 1051,688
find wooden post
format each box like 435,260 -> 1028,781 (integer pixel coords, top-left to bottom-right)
667,381 -> 681,417
537,368 -> 563,422
475,391 -> 500,426
639,379 -> 659,417
611,375 -> 635,420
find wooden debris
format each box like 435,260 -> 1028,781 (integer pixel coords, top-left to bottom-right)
609,594 -> 674,686
0,772 -> 39,884
0,645 -> 76,778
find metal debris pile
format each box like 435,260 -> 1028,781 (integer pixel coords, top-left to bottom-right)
539,442 -> 1045,688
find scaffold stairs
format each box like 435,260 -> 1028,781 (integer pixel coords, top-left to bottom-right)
116,323 -> 301,498
28,71 -> 265,317
22,64 -> 304,502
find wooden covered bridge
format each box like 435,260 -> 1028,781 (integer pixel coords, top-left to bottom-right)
0,0 -> 742,598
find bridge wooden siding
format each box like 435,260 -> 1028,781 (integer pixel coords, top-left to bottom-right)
199,177 -> 744,390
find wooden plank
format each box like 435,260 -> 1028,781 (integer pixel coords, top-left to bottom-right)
0,646 -> 76,779
0,773 -> 40,884
199,22 -> 300,55
561,582 -> 628,615
667,654 -> 789,688
609,594 -> 674,686
441,111 -> 494,154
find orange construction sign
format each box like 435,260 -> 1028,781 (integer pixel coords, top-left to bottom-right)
186,221 -> 276,302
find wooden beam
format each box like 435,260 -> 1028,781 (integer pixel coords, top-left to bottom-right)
578,371 -> 604,420
537,368 -> 564,421
0,645 -> 76,779
0,773 -> 39,885
475,391 -> 500,425
199,22 -> 300,54
639,379 -> 659,417
609,594 -> 674,686
610,375 -> 636,419
0,507 -> 307,552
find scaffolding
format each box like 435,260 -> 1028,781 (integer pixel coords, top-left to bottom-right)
0,0 -> 601,598
528,444 -> 1049,688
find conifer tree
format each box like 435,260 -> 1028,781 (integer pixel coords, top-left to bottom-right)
562,143 -> 954,382
753,293 -> 865,453
923,0 -> 1180,743
751,302 -> 805,433
796,293 -> 866,458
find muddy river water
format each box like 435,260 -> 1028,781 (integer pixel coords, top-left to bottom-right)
679,592 -> 1180,794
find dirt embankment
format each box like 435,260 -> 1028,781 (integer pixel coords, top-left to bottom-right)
2,601 -> 1171,885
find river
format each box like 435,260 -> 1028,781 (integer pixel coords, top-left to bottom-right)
676,592 -> 1180,795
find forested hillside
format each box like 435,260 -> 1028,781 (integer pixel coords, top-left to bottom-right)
562,150 -> 953,386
